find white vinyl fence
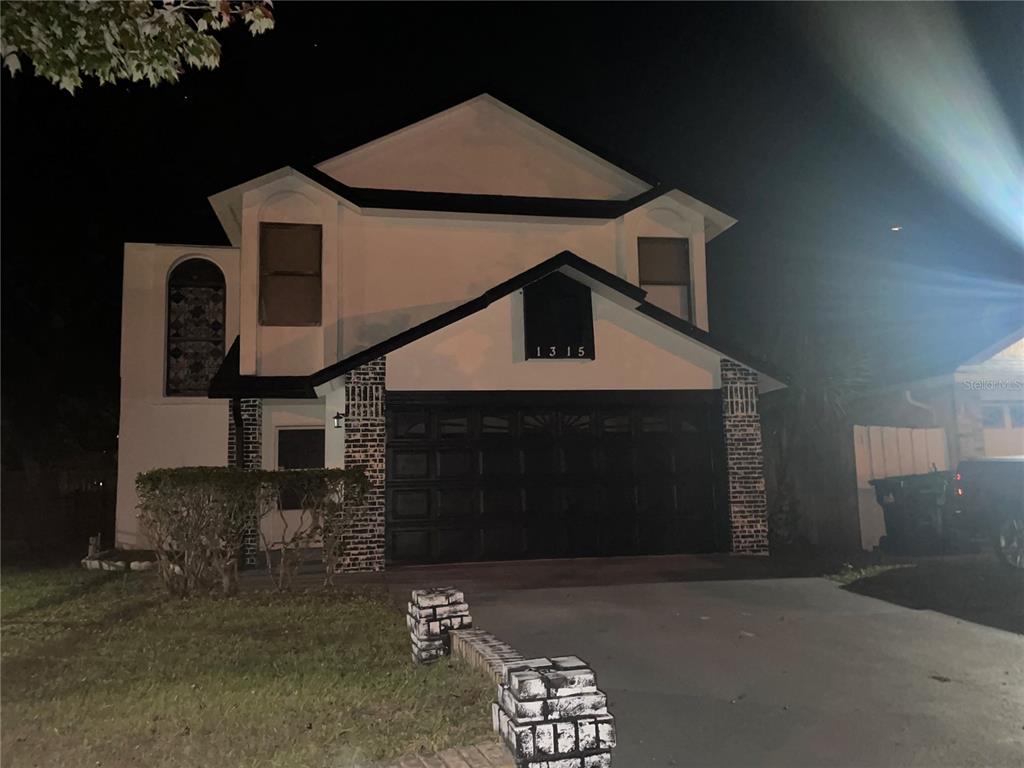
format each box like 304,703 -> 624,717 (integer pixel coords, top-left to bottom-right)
853,426 -> 950,550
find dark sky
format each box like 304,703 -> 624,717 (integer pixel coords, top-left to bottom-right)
2,2 -> 1022,462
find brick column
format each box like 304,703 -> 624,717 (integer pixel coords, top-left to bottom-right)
341,358 -> 386,572
720,360 -> 769,555
227,397 -> 263,567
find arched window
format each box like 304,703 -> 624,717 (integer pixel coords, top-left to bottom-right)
166,258 -> 226,396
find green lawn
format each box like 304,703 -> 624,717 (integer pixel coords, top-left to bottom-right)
1,567 -> 494,768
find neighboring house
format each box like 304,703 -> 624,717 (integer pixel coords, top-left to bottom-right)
763,327 -> 1024,552
115,94 -> 785,570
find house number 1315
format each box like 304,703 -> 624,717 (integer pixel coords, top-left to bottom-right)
536,346 -> 588,358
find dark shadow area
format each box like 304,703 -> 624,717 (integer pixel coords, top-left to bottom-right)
842,554 -> 1024,634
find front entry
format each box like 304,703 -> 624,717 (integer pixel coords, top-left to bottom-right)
385,391 -> 727,564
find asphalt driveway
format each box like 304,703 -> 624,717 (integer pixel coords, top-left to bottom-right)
468,577 -> 1024,767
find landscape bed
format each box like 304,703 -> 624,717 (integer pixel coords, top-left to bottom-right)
1,567 -> 494,768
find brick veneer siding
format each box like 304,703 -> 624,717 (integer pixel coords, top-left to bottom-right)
341,358 -> 386,572
227,397 -> 263,566
720,360 -> 770,554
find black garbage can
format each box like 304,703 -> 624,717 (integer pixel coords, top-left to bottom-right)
869,471 -> 954,555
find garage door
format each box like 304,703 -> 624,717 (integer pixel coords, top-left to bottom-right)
385,391 -> 728,564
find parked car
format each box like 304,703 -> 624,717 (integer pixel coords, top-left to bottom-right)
947,457 -> 1024,569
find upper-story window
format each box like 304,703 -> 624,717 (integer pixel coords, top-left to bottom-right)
166,258 -> 226,396
259,223 -> 322,326
638,237 -> 691,322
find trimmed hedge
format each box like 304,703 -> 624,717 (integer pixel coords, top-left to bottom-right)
136,466 -> 369,595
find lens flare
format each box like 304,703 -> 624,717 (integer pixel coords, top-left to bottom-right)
813,4 -> 1023,248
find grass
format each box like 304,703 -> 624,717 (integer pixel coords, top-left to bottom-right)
825,563 -> 911,586
1,566 -> 494,768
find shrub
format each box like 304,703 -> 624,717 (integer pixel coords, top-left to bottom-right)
257,469 -> 368,591
136,467 -> 368,596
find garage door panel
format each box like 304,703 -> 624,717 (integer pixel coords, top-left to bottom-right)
436,487 -> 477,518
523,445 -> 559,475
437,528 -> 478,561
391,490 -> 430,520
386,392 -> 725,564
480,488 -> 521,519
391,529 -> 431,561
562,441 -> 595,474
481,527 -> 523,560
436,449 -> 476,477
482,446 -> 520,476
393,451 -> 430,479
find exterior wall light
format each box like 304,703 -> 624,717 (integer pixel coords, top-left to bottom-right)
333,411 -> 345,429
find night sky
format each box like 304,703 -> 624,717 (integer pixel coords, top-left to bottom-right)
2,2 -> 1022,466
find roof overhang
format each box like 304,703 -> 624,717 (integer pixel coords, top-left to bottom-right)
308,250 -> 786,395
208,167 -> 737,247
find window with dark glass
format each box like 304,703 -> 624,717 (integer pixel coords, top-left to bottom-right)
166,258 -> 226,396
259,223 -> 322,326
638,237 -> 691,321
523,272 -> 595,359
277,428 -> 325,509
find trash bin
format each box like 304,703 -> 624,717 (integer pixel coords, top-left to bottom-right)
869,471 -> 954,555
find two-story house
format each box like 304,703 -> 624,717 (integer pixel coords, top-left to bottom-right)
115,95 -> 785,570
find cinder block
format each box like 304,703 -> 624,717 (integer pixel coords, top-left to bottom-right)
509,669 -> 547,701
533,723 -> 556,756
545,691 -> 608,720
555,721 -> 577,754
576,718 -> 597,751
596,714 -> 616,749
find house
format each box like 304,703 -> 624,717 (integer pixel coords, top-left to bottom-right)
115,94 -> 786,570
761,326 -> 1024,552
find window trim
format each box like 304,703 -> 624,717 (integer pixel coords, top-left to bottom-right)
258,222 -> 323,328
637,236 -> 693,322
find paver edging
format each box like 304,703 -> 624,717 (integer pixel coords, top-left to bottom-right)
409,587 -> 617,767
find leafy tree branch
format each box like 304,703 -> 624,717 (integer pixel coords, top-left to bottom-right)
1,0 -> 274,93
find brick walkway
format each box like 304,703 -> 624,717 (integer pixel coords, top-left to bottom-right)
381,739 -> 514,767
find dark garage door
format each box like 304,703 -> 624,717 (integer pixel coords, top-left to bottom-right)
386,391 -> 728,564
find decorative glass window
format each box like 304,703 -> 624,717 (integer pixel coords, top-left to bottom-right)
482,415 -> 513,435
638,237 -> 691,321
166,258 -> 226,397
522,412 -> 556,434
439,415 -> 470,437
259,223 -> 322,326
981,405 -> 1005,428
560,413 -> 592,434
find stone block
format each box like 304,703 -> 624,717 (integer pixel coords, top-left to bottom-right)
509,670 -> 546,701
555,722 -> 577,754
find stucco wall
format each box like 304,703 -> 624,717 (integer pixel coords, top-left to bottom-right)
315,96 -> 650,200
232,179 -> 711,379
115,244 -> 240,548
387,291 -> 719,391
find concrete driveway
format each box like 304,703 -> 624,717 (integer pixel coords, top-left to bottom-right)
466,577 -> 1024,767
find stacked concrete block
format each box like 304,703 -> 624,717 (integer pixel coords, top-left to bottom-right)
450,628 -> 527,684
493,656 -> 616,767
407,587 -> 473,664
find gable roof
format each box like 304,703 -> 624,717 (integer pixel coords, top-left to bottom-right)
314,94 -> 653,200
309,250 -> 787,390
208,94 -> 737,245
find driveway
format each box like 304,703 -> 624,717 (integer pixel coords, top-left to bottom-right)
465,577 -> 1024,767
